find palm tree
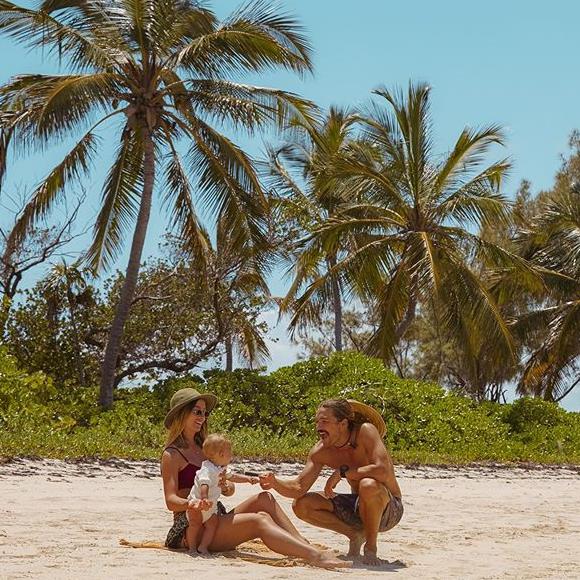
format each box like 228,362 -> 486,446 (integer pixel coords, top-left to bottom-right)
266,107 -> 360,351
43,260 -> 92,387
515,185 -> 580,402
205,214 -> 272,372
0,0 -> 313,408
291,82 -> 521,378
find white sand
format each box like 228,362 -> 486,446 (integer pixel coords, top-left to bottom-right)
1,458 -> 579,579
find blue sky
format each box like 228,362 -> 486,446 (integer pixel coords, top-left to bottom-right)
1,1 -> 579,409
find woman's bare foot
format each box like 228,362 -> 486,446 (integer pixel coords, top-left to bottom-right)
309,552 -> 353,569
347,532 -> 365,558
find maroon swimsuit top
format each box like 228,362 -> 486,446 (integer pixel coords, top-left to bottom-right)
165,446 -> 201,491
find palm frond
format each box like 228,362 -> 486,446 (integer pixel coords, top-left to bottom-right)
0,72 -> 119,144
0,109 -> 16,190
233,313 -> 270,368
0,1 -> 128,70
372,82 -> 433,199
170,79 -> 315,132
162,144 -> 211,279
84,128 -> 144,272
367,261 -> 411,359
4,129 -> 99,259
433,124 -> 506,197
185,117 -> 269,252
172,0 -> 313,77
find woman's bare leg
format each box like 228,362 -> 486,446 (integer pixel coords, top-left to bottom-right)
233,491 -> 306,541
209,512 -> 349,569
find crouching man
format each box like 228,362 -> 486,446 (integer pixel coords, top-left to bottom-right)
259,399 -> 403,565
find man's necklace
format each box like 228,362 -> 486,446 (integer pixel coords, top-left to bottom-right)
335,433 -> 352,449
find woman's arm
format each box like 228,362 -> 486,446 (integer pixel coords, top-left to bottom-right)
161,450 -> 190,512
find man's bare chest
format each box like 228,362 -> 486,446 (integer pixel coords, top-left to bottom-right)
317,446 -> 370,470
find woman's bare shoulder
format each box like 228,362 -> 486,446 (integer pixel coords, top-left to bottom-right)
161,447 -> 183,467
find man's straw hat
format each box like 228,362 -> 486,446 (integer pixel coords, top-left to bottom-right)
348,399 -> 386,438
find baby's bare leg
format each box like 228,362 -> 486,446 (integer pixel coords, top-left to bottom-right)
197,514 -> 218,554
185,511 -> 203,553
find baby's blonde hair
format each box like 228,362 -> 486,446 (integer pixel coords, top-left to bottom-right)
202,433 -> 232,459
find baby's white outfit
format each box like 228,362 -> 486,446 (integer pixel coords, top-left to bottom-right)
188,460 -> 229,523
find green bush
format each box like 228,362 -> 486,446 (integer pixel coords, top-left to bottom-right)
502,397 -> 568,432
1,349 -> 579,464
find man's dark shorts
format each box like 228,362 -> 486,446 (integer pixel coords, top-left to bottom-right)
330,490 -> 403,532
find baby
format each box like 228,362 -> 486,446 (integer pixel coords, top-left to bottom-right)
186,434 -> 259,554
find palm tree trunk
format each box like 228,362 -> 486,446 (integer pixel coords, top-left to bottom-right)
225,335 -> 233,372
99,130 -> 155,409
0,295 -> 11,340
395,295 -> 417,341
67,292 -> 86,387
327,257 -> 343,352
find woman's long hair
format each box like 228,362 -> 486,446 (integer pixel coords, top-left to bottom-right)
164,402 -> 208,449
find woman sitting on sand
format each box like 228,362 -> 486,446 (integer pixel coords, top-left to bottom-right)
161,388 -> 348,569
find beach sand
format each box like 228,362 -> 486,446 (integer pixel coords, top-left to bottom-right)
1,458 -> 579,579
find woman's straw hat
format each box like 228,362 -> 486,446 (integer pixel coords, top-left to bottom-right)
348,399 -> 386,438
164,388 -> 218,428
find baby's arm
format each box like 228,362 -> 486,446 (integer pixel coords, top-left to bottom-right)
228,473 -> 259,485
323,469 -> 341,499
198,483 -> 214,509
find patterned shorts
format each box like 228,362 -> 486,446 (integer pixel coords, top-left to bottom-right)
165,501 -> 228,549
331,491 -> 404,532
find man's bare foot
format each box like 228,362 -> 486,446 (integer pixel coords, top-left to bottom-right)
347,532 -> 365,558
197,546 -> 210,555
362,544 -> 387,566
310,553 -> 353,569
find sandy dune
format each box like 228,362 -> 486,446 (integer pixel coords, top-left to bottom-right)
1,458 -> 579,579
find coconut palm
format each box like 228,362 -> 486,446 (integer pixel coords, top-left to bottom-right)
290,82 -> 522,376
266,107 -> 361,351
0,0 -> 313,407
515,185 -> 580,402
43,260 -> 93,386
206,213 -> 272,371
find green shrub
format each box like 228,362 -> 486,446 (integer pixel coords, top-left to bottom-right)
1,348 -> 579,464
502,397 -> 568,433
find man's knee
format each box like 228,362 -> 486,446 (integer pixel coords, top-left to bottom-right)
292,493 -> 327,520
292,495 -> 309,519
358,478 -> 385,502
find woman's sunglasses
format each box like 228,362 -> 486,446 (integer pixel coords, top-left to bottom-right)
192,408 -> 211,418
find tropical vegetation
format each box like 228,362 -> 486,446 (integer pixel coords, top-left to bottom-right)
0,1 -> 578,465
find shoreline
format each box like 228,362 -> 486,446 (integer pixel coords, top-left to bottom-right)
1,455 -> 579,480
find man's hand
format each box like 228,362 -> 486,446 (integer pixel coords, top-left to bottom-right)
259,471 -> 277,490
218,471 -> 235,495
323,469 -> 341,499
